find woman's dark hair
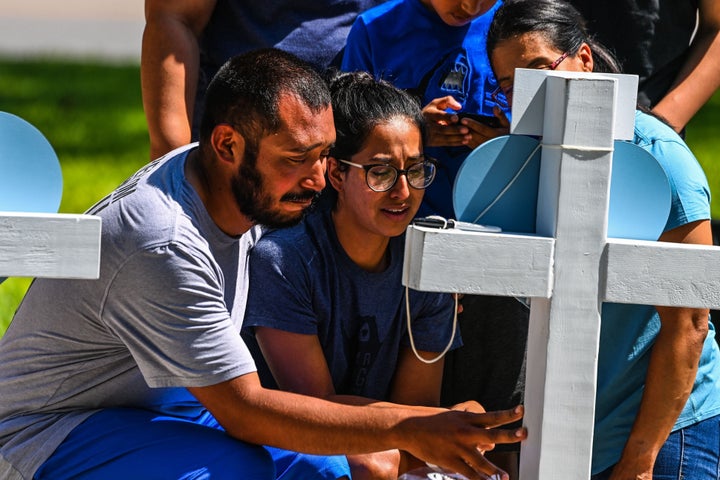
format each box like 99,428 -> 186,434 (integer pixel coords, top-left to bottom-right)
486,0 -> 621,74
327,70 -> 426,162
199,48 -> 331,158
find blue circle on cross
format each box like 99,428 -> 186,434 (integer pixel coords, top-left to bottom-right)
453,134 -> 671,241
0,112 -> 63,213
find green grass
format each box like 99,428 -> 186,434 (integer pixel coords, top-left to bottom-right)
0,58 -> 149,334
0,58 -> 719,335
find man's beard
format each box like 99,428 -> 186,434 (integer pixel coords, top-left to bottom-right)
231,152 -> 319,229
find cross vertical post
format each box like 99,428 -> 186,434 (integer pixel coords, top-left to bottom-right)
521,75 -> 616,479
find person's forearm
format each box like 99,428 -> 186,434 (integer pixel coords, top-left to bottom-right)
141,15 -> 201,160
190,374 -> 526,479
611,307 -> 708,477
652,18 -> 720,130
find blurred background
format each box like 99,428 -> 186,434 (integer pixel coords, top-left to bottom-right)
0,1 -> 718,334
1,0 -> 143,61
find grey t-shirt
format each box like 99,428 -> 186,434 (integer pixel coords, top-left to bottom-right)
0,145 -> 257,479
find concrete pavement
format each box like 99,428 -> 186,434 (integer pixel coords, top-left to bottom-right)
0,0 -> 144,62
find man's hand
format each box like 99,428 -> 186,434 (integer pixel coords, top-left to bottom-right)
401,406 -> 526,480
192,375 -> 526,480
451,401 -> 493,453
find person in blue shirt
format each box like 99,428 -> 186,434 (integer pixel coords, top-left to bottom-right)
243,71 -> 518,479
342,0 -> 506,219
342,4 -> 529,476
486,1 -> 720,478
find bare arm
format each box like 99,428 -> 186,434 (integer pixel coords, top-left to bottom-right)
389,346 -> 445,406
609,219 -> 712,479
254,327 -> 444,407
652,0 -> 720,131
255,327 -> 502,477
254,327 -> 338,398
141,0 -> 216,160
388,346 -> 448,475
188,371 -> 526,480
254,327 -> 448,479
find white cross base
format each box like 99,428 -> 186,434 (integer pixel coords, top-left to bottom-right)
0,212 -> 101,279
403,69 -> 720,479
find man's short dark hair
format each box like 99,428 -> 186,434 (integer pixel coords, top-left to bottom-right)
199,48 -> 332,156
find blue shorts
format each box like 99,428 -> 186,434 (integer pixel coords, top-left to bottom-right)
34,407 -> 350,479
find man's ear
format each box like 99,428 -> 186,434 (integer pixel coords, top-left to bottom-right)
327,157 -> 345,192
210,124 -> 244,164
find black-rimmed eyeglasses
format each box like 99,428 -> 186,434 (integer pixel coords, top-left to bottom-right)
491,51 -> 571,109
338,158 -> 437,192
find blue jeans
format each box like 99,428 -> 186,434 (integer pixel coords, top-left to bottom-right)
34,408 -> 350,479
592,414 -> 720,479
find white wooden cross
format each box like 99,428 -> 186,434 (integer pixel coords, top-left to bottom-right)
402,69 -> 720,479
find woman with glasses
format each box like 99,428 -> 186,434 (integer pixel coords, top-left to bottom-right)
242,71 -> 506,479
482,1 -> 720,479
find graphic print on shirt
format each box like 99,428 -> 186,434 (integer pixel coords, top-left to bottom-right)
421,48 -> 499,117
348,315 -> 381,395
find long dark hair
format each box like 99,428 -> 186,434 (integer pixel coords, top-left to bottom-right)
486,0 -> 621,74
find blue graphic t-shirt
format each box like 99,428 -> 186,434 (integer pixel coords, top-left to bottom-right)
342,0 -> 503,218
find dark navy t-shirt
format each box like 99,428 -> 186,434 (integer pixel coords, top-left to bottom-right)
569,0 -> 698,108
243,209 -> 459,400
193,0 -> 386,138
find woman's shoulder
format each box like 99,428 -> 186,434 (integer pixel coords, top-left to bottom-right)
251,210 -> 332,261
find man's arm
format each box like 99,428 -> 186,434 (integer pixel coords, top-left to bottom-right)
189,371 -> 526,480
253,328 -> 486,478
608,219 -> 713,480
141,0 -> 216,160
255,327 -> 412,479
651,0 -> 720,131
389,346 -> 448,474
